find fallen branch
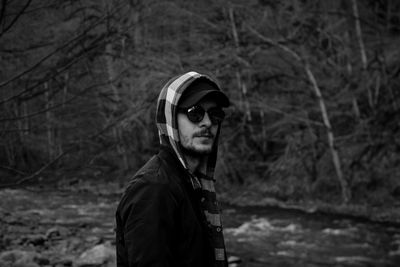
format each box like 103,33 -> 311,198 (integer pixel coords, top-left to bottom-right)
0,148 -> 73,189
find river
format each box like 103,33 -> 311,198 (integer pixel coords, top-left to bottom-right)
223,205 -> 400,266
0,188 -> 399,266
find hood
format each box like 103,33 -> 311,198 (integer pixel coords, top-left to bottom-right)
156,71 -> 222,180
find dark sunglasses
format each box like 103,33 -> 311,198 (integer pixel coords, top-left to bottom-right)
178,105 -> 225,124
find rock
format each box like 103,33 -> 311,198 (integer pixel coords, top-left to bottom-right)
0,250 -> 40,267
74,243 -> 115,267
84,235 -> 102,245
53,256 -> 74,267
228,255 -> 242,267
67,237 -> 84,251
389,244 -> 400,257
26,234 -> 46,246
46,226 -> 70,240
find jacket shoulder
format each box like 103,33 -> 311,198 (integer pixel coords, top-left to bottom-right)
117,155 -> 184,213
129,154 -> 180,185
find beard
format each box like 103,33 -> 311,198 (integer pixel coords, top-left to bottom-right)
180,142 -> 214,157
180,129 -> 216,156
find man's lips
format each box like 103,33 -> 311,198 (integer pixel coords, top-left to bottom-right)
196,135 -> 213,139
195,134 -> 213,138
194,130 -> 213,138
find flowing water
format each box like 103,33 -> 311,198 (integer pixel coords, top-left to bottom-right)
223,205 -> 400,267
0,188 -> 399,267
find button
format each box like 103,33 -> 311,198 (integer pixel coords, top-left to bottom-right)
201,197 -> 205,202
216,227 -> 221,232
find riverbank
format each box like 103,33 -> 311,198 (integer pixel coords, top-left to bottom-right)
3,173 -> 400,226
218,183 -> 400,227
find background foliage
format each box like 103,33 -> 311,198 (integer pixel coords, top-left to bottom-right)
1,0 -> 399,207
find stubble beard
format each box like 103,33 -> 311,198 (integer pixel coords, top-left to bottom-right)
180,142 -> 214,157
180,132 -> 215,157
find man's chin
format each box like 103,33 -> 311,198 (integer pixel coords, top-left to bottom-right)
182,144 -> 213,156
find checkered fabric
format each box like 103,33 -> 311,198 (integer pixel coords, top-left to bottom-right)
156,71 -> 227,267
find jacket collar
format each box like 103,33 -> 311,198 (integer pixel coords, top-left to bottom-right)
158,145 -> 189,179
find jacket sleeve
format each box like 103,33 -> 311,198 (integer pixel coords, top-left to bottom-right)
117,178 -> 178,267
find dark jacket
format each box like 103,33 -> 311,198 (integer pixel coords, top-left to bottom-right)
115,146 -> 215,267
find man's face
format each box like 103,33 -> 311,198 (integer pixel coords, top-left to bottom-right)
177,99 -> 220,156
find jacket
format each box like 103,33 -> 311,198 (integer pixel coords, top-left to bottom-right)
115,71 -> 228,267
116,145 -> 215,267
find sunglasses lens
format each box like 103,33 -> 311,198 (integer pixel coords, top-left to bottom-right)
208,107 -> 225,124
187,106 -> 205,123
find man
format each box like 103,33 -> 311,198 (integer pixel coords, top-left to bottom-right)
115,71 -> 230,267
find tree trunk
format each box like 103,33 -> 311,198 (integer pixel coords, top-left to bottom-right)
129,0 -> 141,49
228,7 -> 239,47
352,0 -> 373,109
305,63 -> 350,204
260,110 -> 267,155
45,82 -> 55,161
104,43 -> 129,171
17,98 -> 28,144
229,7 -> 251,121
62,72 -> 69,108
344,31 -> 361,120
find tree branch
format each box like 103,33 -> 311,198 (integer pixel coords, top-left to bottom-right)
0,147 -> 73,189
0,75 -> 125,122
246,24 -> 302,62
0,0 -> 32,38
0,5 -> 118,89
0,0 -> 7,27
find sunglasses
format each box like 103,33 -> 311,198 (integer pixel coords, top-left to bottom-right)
178,105 -> 225,125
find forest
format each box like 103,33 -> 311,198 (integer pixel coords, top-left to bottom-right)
1,0 -> 400,218
1,0 -> 400,266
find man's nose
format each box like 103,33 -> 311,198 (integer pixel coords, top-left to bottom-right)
199,112 -> 212,127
